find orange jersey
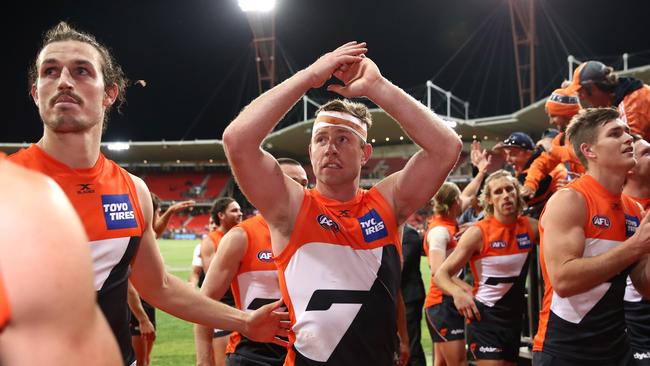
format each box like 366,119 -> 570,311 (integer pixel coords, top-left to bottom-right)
226,215 -> 286,362
8,144 -> 145,364
0,269 -> 9,332
619,84 -> 650,140
470,216 -> 534,315
274,187 -> 401,366
209,229 -> 225,250
523,133 -> 585,192
533,175 -> 641,362
423,215 -> 458,308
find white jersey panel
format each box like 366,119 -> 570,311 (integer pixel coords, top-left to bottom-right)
236,270 -> 282,311
285,242 -> 382,362
550,238 -> 620,323
474,252 -> 528,307
89,237 -> 130,290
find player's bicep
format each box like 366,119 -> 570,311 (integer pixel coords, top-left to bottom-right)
540,190 -> 587,285
229,151 -> 302,225
438,226 -> 482,277
202,228 -> 247,300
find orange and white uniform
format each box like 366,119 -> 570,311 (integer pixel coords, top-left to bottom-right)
466,215 -> 534,361
9,144 -> 145,365
226,215 -> 286,364
622,193 -> 650,363
274,187 -> 401,366
423,215 -> 458,308
423,215 -> 465,343
533,175 -> 642,363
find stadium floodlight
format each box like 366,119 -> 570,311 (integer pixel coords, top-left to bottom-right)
107,142 -> 130,151
238,0 -> 276,12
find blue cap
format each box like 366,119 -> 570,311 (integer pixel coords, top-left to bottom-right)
502,132 -> 535,150
541,128 -> 560,139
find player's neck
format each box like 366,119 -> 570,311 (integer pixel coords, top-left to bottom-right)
493,211 -> 517,225
38,126 -> 102,169
586,167 -> 626,196
623,178 -> 650,199
314,179 -> 360,203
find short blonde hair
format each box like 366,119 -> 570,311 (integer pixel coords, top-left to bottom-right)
479,170 -> 526,216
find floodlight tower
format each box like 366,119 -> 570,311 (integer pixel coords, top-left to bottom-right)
239,0 -> 277,95
508,0 -> 536,108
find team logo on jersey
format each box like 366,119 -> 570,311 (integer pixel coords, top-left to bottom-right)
77,183 -> 95,194
516,233 -> 532,249
592,215 -> 611,229
625,214 -> 640,238
317,214 -> 340,233
257,249 -> 273,262
490,240 -> 507,249
358,209 -> 388,242
101,194 -> 137,230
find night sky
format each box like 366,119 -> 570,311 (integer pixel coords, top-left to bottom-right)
4,0 -> 649,143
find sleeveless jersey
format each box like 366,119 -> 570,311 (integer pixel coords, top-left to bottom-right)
470,215 -> 534,320
423,215 -> 459,308
9,144 -> 145,365
209,229 -> 225,250
275,187 -> 401,366
533,175 -> 641,362
226,215 -> 286,364
208,228 -> 235,307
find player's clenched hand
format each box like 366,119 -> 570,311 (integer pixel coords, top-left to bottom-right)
306,41 -> 367,89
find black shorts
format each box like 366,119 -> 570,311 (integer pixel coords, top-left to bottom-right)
214,329 -> 233,338
466,303 -> 520,362
227,353 -> 285,366
532,350 -> 636,366
129,300 -> 156,336
625,300 -> 650,365
425,297 -> 465,343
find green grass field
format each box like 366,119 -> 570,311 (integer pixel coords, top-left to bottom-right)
152,239 -> 434,365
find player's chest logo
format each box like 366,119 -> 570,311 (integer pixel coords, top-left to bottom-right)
357,209 -> 388,242
317,214 -> 340,233
625,214 -> 640,238
591,215 -> 611,229
102,194 -> 137,230
516,233 -> 532,250
257,249 -> 273,262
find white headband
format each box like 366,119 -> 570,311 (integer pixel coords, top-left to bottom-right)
312,110 -> 368,142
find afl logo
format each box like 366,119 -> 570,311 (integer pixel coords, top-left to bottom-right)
490,240 -> 507,249
257,249 -> 273,262
592,215 -> 611,229
317,214 -> 340,233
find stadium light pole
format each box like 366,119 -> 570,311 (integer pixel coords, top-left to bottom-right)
239,0 -> 277,95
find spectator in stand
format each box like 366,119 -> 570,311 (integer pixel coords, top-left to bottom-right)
498,132 -> 566,218
535,128 -> 559,153
567,60 -> 650,140
521,88 -> 585,200
458,141 -> 506,226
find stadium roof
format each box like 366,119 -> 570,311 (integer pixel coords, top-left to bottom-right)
2,64 -> 648,165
